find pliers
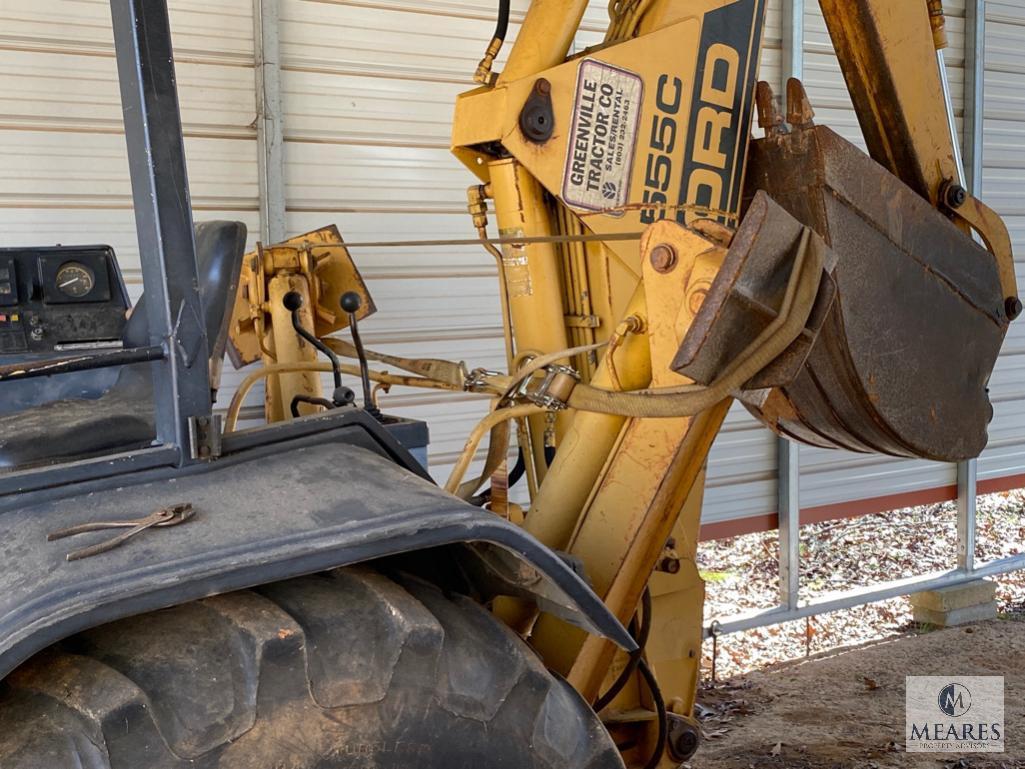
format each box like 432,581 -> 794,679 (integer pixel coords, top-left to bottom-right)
47,503 -> 195,562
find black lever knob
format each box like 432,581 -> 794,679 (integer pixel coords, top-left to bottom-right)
340,291 -> 362,314
282,291 -> 304,312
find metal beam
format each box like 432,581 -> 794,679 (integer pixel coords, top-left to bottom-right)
957,459 -> 977,572
964,0 -> 986,195
781,0 -> 804,83
706,552 -> 1025,637
778,438 -> 801,609
957,0 -> 985,572
110,0 -> 213,461
776,0 -> 804,613
254,0 -> 287,244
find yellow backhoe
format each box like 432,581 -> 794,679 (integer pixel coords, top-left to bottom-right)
0,0 -> 1013,766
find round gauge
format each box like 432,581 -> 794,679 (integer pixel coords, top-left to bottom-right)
55,262 -> 96,299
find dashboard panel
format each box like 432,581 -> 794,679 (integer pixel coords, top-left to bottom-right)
0,245 -> 130,355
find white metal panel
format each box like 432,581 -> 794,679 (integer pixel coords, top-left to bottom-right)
0,0 -> 259,242
979,2 -> 1025,485
10,0 -> 1013,528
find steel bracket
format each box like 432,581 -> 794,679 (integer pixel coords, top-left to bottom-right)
188,414 -> 223,460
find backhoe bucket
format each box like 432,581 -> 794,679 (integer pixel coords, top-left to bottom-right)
674,125 -> 1010,462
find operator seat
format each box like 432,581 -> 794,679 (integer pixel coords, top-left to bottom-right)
0,221 -> 247,470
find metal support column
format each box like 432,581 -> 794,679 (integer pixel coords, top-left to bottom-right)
957,460 -> 977,572
964,0 -> 986,193
255,0 -> 287,244
957,0 -> 986,573
781,0 -> 804,84
110,0 -> 213,462
776,0 -> 804,611
778,438 -> 801,609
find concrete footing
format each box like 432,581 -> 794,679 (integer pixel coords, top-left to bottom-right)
910,579 -> 998,627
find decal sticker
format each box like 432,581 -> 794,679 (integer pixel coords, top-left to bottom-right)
679,0 -> 765,224
639,0 -> 766,226
562,59 -> 644,213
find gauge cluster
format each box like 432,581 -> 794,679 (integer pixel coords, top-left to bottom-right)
0,245 -> 130,355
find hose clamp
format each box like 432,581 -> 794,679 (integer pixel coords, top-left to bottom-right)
518,364 -> 580,410
464,367 -> 500,392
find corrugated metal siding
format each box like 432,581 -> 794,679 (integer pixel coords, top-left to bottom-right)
979,0 -> 1025,485
0,0 -> 261,414
280,0 -> 503,479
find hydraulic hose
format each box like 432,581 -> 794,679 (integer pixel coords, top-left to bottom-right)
445,404 -> 545,495
224,362 -> 457,432
473,0 -> 511,83
594,589 -> 653,713
493,0 -> 510,44
565,228 -> 823,418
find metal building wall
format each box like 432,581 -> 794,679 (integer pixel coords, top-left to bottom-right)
0,0 -> 1021,536
0,0 -> 261,414
979,0 -> 1025,488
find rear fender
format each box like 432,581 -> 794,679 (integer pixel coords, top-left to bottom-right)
0,412 -> 634,682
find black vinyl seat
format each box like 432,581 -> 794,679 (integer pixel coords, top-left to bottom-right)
0,221 -> 247,470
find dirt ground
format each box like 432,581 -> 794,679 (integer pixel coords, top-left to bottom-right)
692,616 -> 1025,769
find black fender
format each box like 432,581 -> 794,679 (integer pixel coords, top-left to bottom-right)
0,411 -> 634,682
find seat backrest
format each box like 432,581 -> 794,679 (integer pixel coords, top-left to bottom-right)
123,220 -> 248,367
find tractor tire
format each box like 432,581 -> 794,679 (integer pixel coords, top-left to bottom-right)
0,568 -> 624,769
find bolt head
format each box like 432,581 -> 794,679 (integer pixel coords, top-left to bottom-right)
944,182 -> 968,209
1006,296 -> 1022,320
660,557 -> 682,574
666,713 -> 701,762
650,244 -> 677,273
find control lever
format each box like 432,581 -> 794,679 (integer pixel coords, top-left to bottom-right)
340,292 -> 383,421
282,291 -> 355,413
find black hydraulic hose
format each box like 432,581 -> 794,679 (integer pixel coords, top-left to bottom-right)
638,657 -> 668,769
469,448 -> 526,507
594,588 -> 652,713
290,394 -> 335,419
469,444 -> 554,507
494,0 -> 510,43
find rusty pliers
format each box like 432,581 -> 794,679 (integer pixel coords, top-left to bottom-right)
47,503 -> 195,562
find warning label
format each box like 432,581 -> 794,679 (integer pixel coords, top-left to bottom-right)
562,59 -> 643,213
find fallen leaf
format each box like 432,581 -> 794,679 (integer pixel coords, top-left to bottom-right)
863,676 -> 880,691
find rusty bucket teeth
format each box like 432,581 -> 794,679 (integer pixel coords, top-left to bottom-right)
674,125 -> 1008,463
